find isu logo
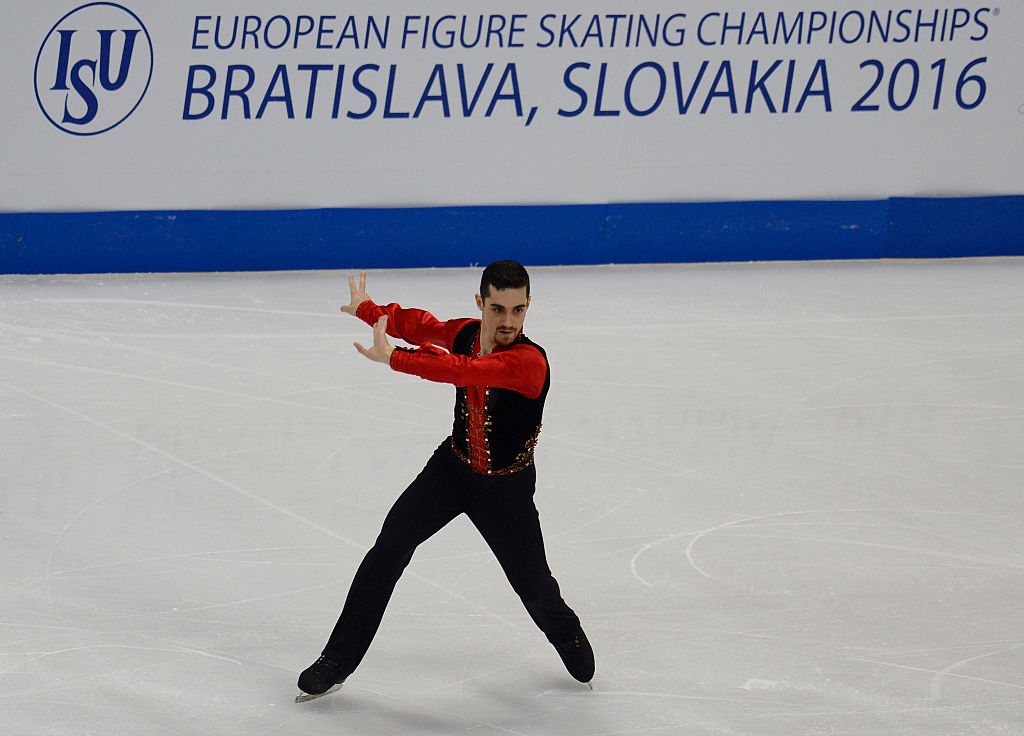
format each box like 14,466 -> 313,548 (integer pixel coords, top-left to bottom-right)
34,2 -> 153,135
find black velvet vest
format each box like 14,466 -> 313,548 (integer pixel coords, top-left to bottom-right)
449,321 -> 549,475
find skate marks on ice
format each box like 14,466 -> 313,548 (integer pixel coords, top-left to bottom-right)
632,507 -> 1024,585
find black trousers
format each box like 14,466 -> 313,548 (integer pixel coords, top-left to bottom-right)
321,441 -> 582,675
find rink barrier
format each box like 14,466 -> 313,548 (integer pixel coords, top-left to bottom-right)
1,195 -> 1021,274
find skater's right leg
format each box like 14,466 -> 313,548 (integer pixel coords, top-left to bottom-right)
300,445 -> 462,692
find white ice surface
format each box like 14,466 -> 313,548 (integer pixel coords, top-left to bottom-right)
2,260 -> 1023,735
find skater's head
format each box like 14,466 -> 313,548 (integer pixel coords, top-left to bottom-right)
480,260 -> 530,301
476,260 -> 531,352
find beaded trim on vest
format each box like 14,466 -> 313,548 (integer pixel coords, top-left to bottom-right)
450,424 -> 542,476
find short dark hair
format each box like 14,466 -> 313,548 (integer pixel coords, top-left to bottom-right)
480,260 -> 530,300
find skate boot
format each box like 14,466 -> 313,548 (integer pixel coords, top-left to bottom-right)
297,655 -> 347,697
551,628 -> 595,684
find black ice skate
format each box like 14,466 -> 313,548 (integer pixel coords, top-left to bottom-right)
551,628 -> 595,685
296,655 -> 347,702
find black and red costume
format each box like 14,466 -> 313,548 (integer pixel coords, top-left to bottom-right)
317,300 -> 585,679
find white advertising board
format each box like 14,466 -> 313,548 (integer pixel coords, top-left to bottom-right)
2,1 -> 1022,212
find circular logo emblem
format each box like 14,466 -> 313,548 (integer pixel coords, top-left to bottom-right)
34,2 -> 153,136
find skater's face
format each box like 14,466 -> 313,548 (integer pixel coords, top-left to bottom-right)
476,286 -> 530,353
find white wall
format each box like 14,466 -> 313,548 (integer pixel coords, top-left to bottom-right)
3,1 -> 1022,213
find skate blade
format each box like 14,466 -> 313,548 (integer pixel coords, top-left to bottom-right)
295,683 -> 343,703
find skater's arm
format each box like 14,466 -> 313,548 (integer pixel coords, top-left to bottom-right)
390,341 -> 547,399
354,317 -> 547,398
355,300 -> 470,349
341,272 -> 468,349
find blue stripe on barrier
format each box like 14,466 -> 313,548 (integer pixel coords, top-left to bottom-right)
1,196 -> 1021,275
885,196 -> 1024,259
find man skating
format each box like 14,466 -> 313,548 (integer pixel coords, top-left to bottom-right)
298,260 -> 594,699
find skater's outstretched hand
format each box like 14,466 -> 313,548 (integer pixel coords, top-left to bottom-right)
340,271 -> 370,316
354,315 -> 394,364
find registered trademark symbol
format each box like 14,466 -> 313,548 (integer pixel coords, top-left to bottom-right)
992,7 -> 1000,16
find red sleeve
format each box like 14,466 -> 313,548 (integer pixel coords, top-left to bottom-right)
355,300 -> 471,351
390,342 -> 547,399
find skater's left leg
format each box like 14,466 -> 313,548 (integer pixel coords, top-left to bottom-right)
465,466 -> 594,682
